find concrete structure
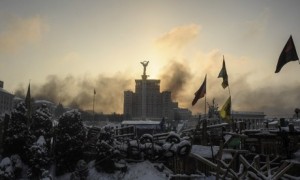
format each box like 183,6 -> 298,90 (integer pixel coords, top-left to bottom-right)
188,110 -> 266,130
0,81 -> 14,116
123,62 -> 177,120
121,120 -> 164,137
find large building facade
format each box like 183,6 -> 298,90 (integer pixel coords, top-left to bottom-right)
0,81 -> 14,116
124,62 -> 176,120
231,111 -> 266,129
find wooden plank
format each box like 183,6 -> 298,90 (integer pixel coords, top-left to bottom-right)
189,152 -> 234,178
272,163 -> 294,180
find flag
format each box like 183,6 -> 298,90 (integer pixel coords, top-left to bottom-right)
219,96 -> 231,123
218,56 -> 228,88
275,35 -> 299,73
192,75 -> 206,106
94,88 -> 96,95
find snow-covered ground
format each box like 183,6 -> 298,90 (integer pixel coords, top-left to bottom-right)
56,160 -> 172,180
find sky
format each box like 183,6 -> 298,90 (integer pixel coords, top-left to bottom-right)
0,0 -> 300,117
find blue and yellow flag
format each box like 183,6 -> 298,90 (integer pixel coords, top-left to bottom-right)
219,96 -> 231,123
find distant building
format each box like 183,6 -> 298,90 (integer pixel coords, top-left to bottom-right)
173,108 -> 192,120
121,120 -> 164,137
0,81 -> 14,116
232,111 -> 266,129
13,96 -> 24,108
124,62 -> 177,120
34,100 -> 56,115
188,110 -> 266,130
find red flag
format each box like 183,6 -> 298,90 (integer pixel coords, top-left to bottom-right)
192,75 -> 206,106
275,35 -> 299,73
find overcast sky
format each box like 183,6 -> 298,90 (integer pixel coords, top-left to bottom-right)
0,0 -> 300,117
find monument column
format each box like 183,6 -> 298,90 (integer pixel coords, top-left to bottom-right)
140,61 -> 149,120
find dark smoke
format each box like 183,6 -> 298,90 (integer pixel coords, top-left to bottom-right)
209,73 -> 299,117
15,74 -> 133,113
232,78 -> 300,117
14,84 -> 26,98
14,65 -> 299,117
176,69 -> 299,117
159,60 -> 192,100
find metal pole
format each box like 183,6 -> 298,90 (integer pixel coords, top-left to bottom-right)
93,92 -> 95,121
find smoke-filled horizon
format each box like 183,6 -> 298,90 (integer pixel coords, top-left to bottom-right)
14,63 -> 300,118
3,1 -> 300,117
15,74 -> 133,114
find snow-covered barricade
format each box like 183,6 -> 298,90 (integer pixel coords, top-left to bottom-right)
0,155 -> 23,179
82,126 -> 192,175
92,130 -> 191,161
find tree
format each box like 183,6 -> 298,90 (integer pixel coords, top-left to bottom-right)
27,136 -> 51,179
31,104 -> 53,147
55,103 -> 65,118
3,102 -> 34,160
54,110 -> 86,175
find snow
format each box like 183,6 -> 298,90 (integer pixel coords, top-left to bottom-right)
269,120 -> 278,125
167,131 -> 180,139
56,160 -> 172,180
224,134 -> 232,143
10,155 -> 22,169
140,134 -> 153,141
35,100 -> 55,105
63,109 -> 80,118
37,136 -> 46,146
288,149 -> 300,164
0,88 -> 12,95
117,161 -> 170,180
0,157 -> 11,168
122,120 -> 161,125
190,145 -> 219,158
255,130 -> 276,136
176,123 -> 185,132
0,157 -> 14,179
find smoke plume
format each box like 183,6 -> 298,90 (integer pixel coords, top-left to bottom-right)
159,60 -> 192,101
15,74 -> 133,113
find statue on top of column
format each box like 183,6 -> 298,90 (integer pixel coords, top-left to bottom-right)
140,61 -> 149,76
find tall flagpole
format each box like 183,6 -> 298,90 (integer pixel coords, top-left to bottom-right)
226,63 -> 234,132
93,89 -> 96,121
204,75 -> 207,119
204,95 -> 207,119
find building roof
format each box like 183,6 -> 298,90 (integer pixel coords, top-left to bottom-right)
122,120 -> 161,125
13,96 -> 23,101
232,111 -> 265,116
35,100 -> 55,105
0,88 -> 13,95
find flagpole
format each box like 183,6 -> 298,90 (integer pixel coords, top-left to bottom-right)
227,83 -> 234,132
93,90 -> 95,121
205,75 -> 207,119
204,95 -> 207,119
